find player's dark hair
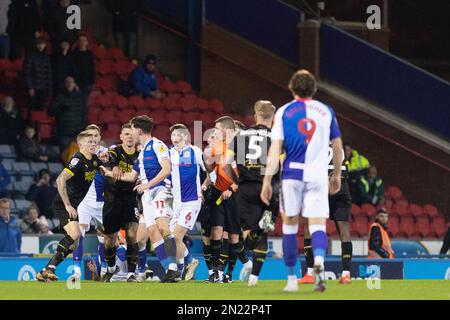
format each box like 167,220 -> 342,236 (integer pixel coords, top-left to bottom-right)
85,124 -> 101,133
215,116 -> 235,130
121,123 -> 132,131
377,208 -> 388,215
169,123 -> 189,133
76,131 -> 94,143
288,69 -> 317,98
130,115 -> 154,134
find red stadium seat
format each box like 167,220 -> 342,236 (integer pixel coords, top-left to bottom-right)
176,81 -> 193,94
399,217 -> 415,238
144,98 -> 162,110
110,47 -> 125,61
386,186 -> 403,200
112,95 -> 129,109
353,216 -> 369,237
387,216 -> 400,238
96,76 -> 117,92
415,217 -> 431,238
209,99 -> 225,114
166,111 -> 183,125
168,92 -> 182,101
392,202 -> 408,217
351,203 -> 362,216
31,111 -> 52,124
128,96 -> 145,110
326,219 -> 337,237
38,123 -> 53,140
96,60 -> 114,76
93,46 -> 110,60
115,60 -> 135,76
423,204 -> 439,218
408,203 -> 424,218
361,203 -> 377,217
98,94 -> 114,108
179,96 -> 197,112
151,111 -> 168,125
196,98 -> 210,111
162,97 -> 178,111
430,216 -> 447,238
0,59 -> 13,70
88,108 -> 101,123
99,110 -> 120,125
184,112 -> 201,128
159,80 -> 178,94
118,109 -> 136,123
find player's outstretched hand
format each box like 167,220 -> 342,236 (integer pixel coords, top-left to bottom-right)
65,205 -> 78,219
260,182 -> 272,206
329,173 -> 342,195
111,166 -> 122,181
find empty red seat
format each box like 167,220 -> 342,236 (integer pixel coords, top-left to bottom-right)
128,96 -> 145,109
430,218 -> 447,238
423,204 -> 439,218
387,216 -> 400,238
144,97 -> 162,110
115,60 -> 135,75
167,92 -> 182,101
166,111 -> 183,125
361,203 -> 377,217
118,109 -> 136,123
38,123 -> 53,140
176,81 -> 193,94
392,202 -> 408,217
184,113 -> 201,127
209,99 -> 225,114
414,217 -> 431,238
112,95 -> 129,109
0,59 -> 13,70
88,108 -> 101,123
93,46 -> 109,60
31,111 -> 52,124
351,203 -> 361,216
109,47 -> 125,61
162,97 -> 178,111
386,186 -> 403,200
96,60 -> 114,76
196,98 -> 210,111
96,76 -> 117,91
326,219 -> 337,237
353,216 -> 369,237
99,110 -> 120,124
399,217 -> 415,238
98,94 -> 114,108
179,96 -> 197,112
159,80 -> 178,94
408,203 -> 424,217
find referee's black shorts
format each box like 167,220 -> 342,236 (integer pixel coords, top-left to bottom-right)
103,192 -> 138,235
329,179 -> 352,222
198,185 -> 213,238
210,186 -> 240,234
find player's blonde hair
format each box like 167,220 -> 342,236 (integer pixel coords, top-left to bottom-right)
85,124 -> 101,133
254,100 -> 275,120
76,131 -> 94,143
215,116 -> 235,130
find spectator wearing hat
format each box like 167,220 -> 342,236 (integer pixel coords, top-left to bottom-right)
26,169 -> 57,219
129,54 -> 163,99
24,37 -> 53,111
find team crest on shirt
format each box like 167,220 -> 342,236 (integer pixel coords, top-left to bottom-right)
158,145 -> 166,153
184,150 -> 190,158
70,158 -> 79,166
146,145 -> 152,151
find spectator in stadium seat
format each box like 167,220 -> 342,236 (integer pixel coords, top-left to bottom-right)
18,124 -> 59,162
20,206 -> 40,233
0,156 -> 11,198
38,216 -> 53,235
106,0 -> 141,59
345,144 -> 370,189
368,208 -> 394,258
354,165 -> 385,206
24,37 -> 53,111
0,0 -> 11,59
70,34 -> 95,106
52,39 -> 73,93
26,169 -> 57,219
6,0 -> 40,59
0,198 -> 21,253
0,96 -> 25,145
129,54 -> 163,99
47,0 -> 79,49
49,76 -> 86,151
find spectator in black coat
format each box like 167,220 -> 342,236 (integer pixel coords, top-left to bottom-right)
26,169 -> 57,219
52,39 -> 73,92
70,34 -> 95,105
0,96 -> 25,145
18,125 -> 59,162
24,37 -> 52,111
6,0 -> 40,59
47,0 -> 78,49
107,0 -> 141,59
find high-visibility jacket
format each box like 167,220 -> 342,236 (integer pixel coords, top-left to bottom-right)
347,150 -> 370,172
368,222 -> 394,259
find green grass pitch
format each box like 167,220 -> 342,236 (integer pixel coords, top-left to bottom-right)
0,280 -> 449,300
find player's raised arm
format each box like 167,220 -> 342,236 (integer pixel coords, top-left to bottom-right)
100,165 -> 139,182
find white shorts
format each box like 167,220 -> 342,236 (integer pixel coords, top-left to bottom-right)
77,199 -> 103,228
142,186 -> 173,228
280,179 -> 329,218
170,199 -> 202,231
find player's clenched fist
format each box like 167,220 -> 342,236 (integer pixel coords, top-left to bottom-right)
260,182 -> 272,206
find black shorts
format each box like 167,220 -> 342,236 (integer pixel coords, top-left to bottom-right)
54,197 -> 78,228
329,179 -> 352,221
198,186 -> 213,238
103,193 -> 139,235
210,187 -> 240,234
235,181 -> 280,231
